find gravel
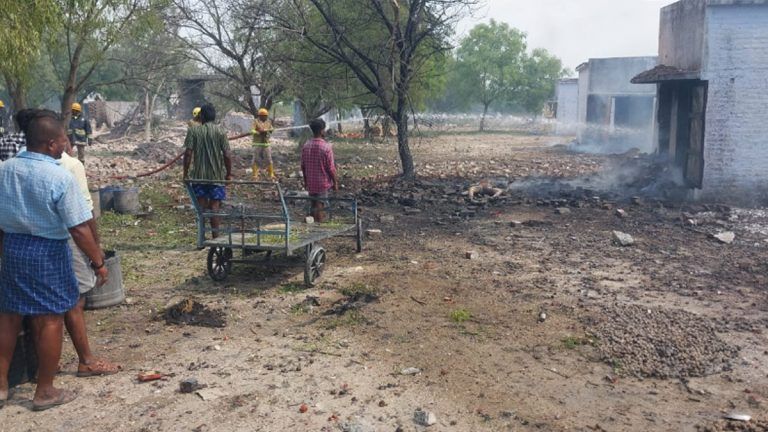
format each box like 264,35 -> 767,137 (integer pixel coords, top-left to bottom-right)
585,304 -> 739,379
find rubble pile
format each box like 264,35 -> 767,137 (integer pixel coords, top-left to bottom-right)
586,304 -> 739,379
696,418 -> 768,432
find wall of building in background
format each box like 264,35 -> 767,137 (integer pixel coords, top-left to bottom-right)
555,78 -> 579,135
575,56 -> 658,153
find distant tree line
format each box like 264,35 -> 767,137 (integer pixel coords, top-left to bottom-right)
0,0 -> 566,178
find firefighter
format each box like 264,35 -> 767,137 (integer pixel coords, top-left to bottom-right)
67,103 -> 92,164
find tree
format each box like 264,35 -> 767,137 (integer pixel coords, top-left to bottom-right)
0,1 -> 60,110
455,20 -> 527,131
48,0 -> 148,123
107,3 -> 190,140
276,0 -> 478,179
519,48 -> 568,113
170,0 -> 285,116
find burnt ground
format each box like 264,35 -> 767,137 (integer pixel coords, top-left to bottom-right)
1,130 -> 767,432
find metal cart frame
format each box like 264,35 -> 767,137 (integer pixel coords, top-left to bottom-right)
185,180 -> 362,286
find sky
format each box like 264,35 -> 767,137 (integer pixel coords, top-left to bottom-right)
458,0 -> 679,73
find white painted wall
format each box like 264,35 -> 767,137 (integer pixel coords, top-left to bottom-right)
700,4 -> 768,201
555,80 -> 579,135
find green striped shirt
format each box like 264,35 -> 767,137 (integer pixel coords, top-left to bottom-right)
184,123 -> 230,181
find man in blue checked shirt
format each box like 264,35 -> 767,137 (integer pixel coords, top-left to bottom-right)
0,115 -> 108,412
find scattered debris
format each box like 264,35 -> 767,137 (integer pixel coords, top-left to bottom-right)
615,209 -> 627,218
366,229 -> 382,237
401,367 -> 421,376
137,371 -> 164,382
509,220 -> 523,228
723,413 -> 752,422
586,304 -> 739,379
162,298 -> 227,328
196,388 -> 227,401
612,231 -> 635,246
179,378 -> 206,394
714,231 -> 736,244
538,311 -> 548,322
305,216 -> 315,224
299,403 -> 309,413
414,408 -> 437,426
380,215 -> 395,222
465,251 -> 479,260
555,207 -> 571,215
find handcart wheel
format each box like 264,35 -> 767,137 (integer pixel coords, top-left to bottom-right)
304,245 -> 326,287
207,247 -> 233,281
355,218 -> 363,253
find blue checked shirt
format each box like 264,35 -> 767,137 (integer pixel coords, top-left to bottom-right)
0,151 -> 92,240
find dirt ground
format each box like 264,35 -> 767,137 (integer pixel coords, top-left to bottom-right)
1,128 -> 767,432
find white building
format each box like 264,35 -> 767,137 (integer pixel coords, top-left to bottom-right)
633,0 -> 768,202
554,78 -> 579,135
575,57 -> 658,152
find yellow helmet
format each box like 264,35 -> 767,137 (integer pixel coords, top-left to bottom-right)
192,107 -> 201,117
72,102 -> 82,112
0,100 -> 4,108
258,108 -> 269,116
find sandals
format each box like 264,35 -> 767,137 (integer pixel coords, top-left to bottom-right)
32,389 -> 77,412
76,359 -> 122,378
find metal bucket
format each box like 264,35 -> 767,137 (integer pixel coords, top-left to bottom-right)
84,251 -> 125,310
113,187 -> 140,215
99,186 -> 119,212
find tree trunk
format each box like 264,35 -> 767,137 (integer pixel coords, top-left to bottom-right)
480,103 -> 490,132
144,89 -> 151,142
4,75 -> 28,113
363,118 -> 372,139
394,110 -> 414,179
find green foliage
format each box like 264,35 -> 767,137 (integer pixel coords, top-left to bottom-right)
450,308 -> 472,323
0,0 -> 61,108
432,20 -> 568,118
339,283 -> 377,298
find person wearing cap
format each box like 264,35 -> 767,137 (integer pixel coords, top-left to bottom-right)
189,107 -> 202,128
67,103 -> 92,164
231,108 -> 275,180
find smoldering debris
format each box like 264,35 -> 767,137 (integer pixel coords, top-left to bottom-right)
584,304 -> 739,379
162,298 -> 227,328
507,154 -> 690,203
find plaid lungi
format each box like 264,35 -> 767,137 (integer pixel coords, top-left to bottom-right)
0,233 -> 79,315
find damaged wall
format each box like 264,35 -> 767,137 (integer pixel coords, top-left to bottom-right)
699,3 -> 768,201
659,0 -> 707,71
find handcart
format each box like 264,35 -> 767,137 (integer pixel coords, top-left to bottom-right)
185,180 -> 363,286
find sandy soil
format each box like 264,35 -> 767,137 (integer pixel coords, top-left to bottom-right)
1,128 -> 767,432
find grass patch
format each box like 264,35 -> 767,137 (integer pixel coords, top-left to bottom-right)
324,310 -> 367,329
561,335 -> 595,350
290,302 -> 311,315
340,283 -> 378,298
99,183 -> 196,250
279,282 -> 306,294
449,308 -> 472,323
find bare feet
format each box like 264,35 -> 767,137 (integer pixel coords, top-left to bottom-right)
76,359 -> 121,377
32,388 -> 77,411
